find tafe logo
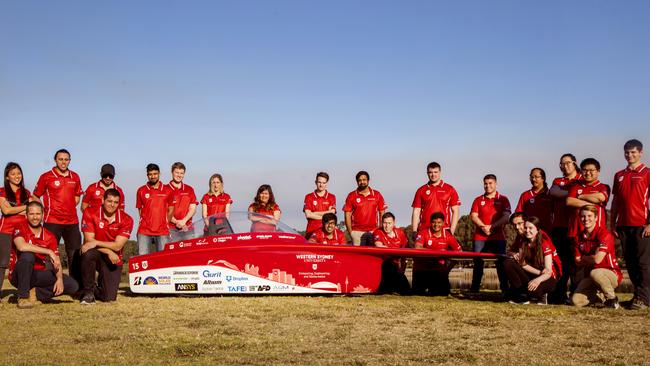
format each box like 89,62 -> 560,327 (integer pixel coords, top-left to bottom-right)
202,270 -> 222,278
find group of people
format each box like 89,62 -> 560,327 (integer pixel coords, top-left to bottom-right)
1,139 -> 648,311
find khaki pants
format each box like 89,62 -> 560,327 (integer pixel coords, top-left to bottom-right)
571,268 -> 619,307
350,231 -> 365,246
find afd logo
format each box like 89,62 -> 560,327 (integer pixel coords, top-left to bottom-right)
225,275 -> 249,282
202,270 -> 222,278
228,286 -> 247,292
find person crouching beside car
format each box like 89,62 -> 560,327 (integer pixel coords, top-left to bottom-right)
308,213 -> 346,245
571,205 -> 623,309
373,212 -> 410,294
9,201 -> 78,309
79,189 -> 133,305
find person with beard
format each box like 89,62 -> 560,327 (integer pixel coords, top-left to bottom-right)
309,213 -> 346,245
81,164 -> 125,212
343,171 -> 387,246
515,168 -> 553,234
0,162 -> 32,295
136,164 -> 175,254
9,201 -> 79,308
79,189 -> 133,304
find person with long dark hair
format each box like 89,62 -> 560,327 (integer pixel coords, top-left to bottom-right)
516,168 -> 553,234
501,216 -> 562,305
0,162 -> 31,294
248,184 -> 281,232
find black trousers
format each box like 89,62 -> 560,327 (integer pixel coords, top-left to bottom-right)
0,233 -> 11,291
501,257 -> 557,299
378,260 -> 411,295
619,226 -> 650,304
44,223 -> 82,283
80,248 -> 123,301
550,227 -> 575,302
412,260 -> 455,296
9,252 -> 78,299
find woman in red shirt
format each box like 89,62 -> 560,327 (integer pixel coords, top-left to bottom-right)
0,162 -> 32,292
248,184 -> 281,232
502,216 -> 562,305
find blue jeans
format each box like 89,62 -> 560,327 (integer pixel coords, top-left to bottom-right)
471,239 -> 506,292
137,234 -> 170,255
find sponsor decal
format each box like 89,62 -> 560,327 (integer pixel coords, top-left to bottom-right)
142,261 -> 148,270
249,285 -> 270,292
202,270 -> 222,278
272,285 -> 291,291
196,239 -> 208,246
169,244 -> 175,249
298,271 -> 331,279
237,235 -> 252,241
173,270 -> 198,275
216,236 -> 232,243
225,275 -> 249,282
278,235 -> 295,240
158,276 -> 171,285
143,276 -> 158,285
228,286 -> 247,292
255,234 -> 272,240
312,264 -> 318,270
174,283 -> 198,291
132,276 -> 142,285
203,280 -> 222,285
295,254 -> 334,263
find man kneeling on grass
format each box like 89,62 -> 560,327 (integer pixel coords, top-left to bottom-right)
80,188 -> 133,304
571,205 -> 623,309
9,201 -> 79,309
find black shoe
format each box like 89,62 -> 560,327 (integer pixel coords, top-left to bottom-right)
629,298 -> 648,310
604,297 -> 620,309
509,295 -> 529,305
536,294 -> 548,306
80,292 -> 95,305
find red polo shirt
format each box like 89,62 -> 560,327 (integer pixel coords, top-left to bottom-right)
136,183 -> 175,236
0,187 -> 31,234
249,203 -> 281,232
81,207 -> 134,266
33,168 -> 83,225
82,181 -> 126,211
411,181 -> 461,231
551,173 -> 582,229
309,228 -> 347,245
516,187 -> 553,233
470,192 -> 511,241
303,190 -> 337,236
613,164 -> 650,227
8,223 -> 59,280
168,182 -> 198,230
574,226 -> 622,284
343,188 -> 387,232
201,192 -> 232,216
414,228 -> 461,269
567,180 -> 610,238
372,227 -> 408,248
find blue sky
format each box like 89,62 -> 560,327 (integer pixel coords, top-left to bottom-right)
1,1 -> 648,231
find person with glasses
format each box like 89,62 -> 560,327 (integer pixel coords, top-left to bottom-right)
566,158 -> 610,242
81,164 -> 125,211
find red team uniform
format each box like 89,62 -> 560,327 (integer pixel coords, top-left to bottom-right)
249,203 -> 281,232
8,222 -> 58,281
373,227 -> 408,249
81,207 -> 134,266
201,192 -> 233,216
33,168 -> 83,225
136,183 -> 175,236
516,188 -> 553,233
303,191 -> 337,237
574,226 -> 623,284
0,187 -> 31,235
82,181 -> 126,211
551,173 -> 582,230
309,228 -> 347,245
613,164 -> 650,227
343,188 -> 387,232
168,182 -> 198,230
411,181 -> 460,231
567,180 -> 610,238
413,228 -> 462,295
470,192 -> 511,241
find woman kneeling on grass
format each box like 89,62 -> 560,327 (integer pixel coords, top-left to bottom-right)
571,205 -> 622,309
502,216 -> 562,305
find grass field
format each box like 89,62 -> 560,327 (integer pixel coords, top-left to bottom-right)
1,280 -> 648,366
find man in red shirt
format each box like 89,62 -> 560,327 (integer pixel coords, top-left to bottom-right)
469,174 -> 512,294
81,164 -> 126,212
343,171 -> 387,246
566,158 -> 610,240
308,213 -> 347,245
168,162 -> 197,241
411,162 -> 461,235
303,172 -> 337,239
548,153 -> 582,303
610,139 -> 650,310
136,164 -> 175,254
373,212 -> 410,294
573,205 -> 623,309
33,149 -> 83,282
79,189 -> 134,304
9,201 -> 79,308
413,212 -> 462,296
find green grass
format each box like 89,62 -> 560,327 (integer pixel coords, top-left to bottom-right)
1,284 -> 648,366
